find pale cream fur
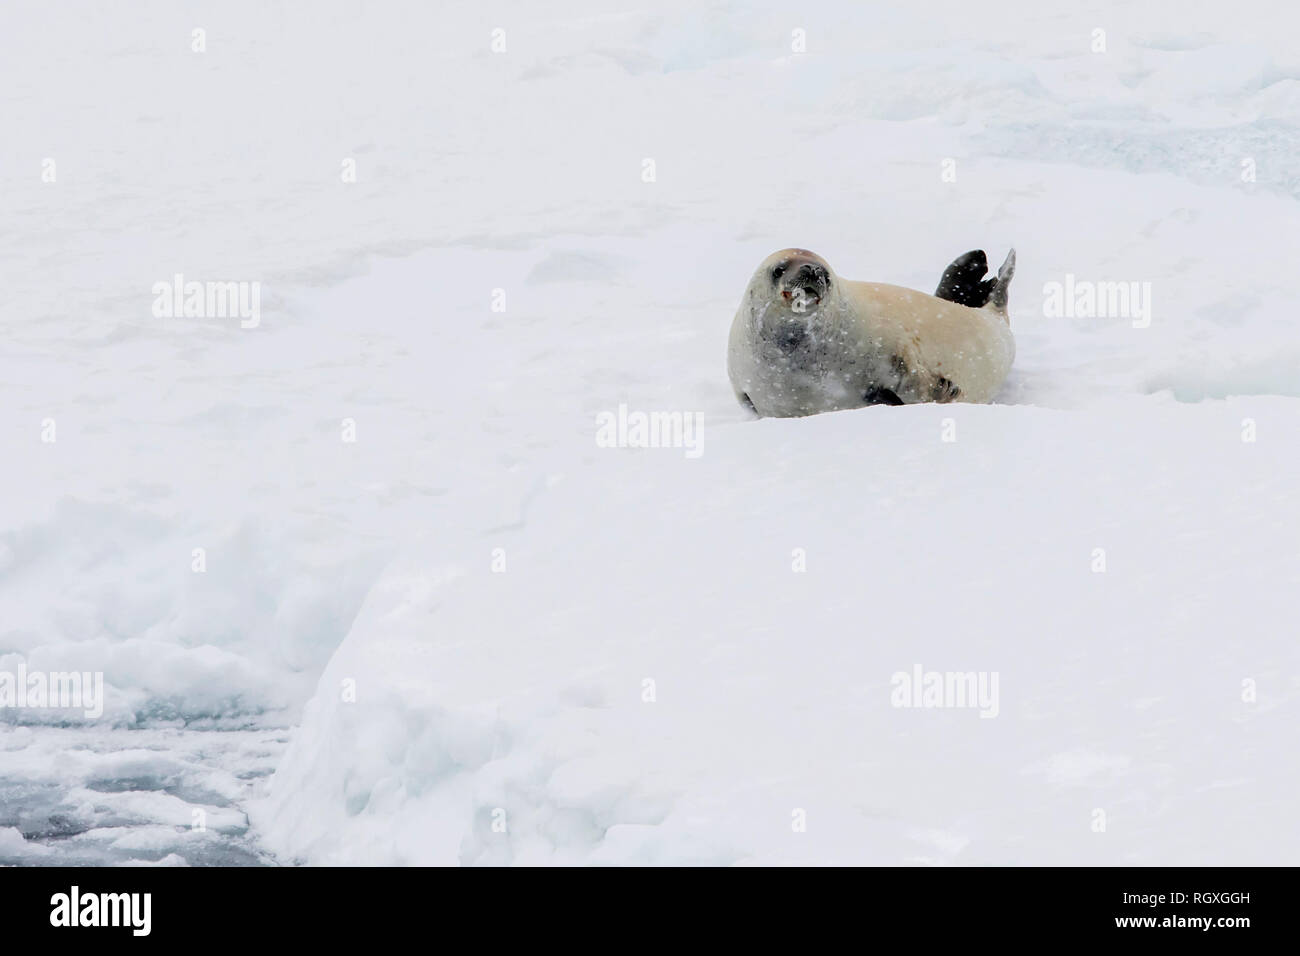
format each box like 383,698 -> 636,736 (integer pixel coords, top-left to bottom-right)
728,249 -> 1014,418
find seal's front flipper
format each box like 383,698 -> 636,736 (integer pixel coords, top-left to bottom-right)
930,376 -> 961,403
864,387 -> 905,406
934,250 -> 995,307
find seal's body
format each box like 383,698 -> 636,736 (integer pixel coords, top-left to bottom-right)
727,248 -> 1016,417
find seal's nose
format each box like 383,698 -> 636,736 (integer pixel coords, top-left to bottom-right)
781,262 -> 827,308
792,262 -> 828,294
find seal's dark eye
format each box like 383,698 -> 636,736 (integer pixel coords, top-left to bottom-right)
771,265 -> 786,281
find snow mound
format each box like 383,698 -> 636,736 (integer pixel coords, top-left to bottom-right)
256,398 -> 1300,865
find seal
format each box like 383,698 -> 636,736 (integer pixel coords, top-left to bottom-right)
727,248 -> 1016,417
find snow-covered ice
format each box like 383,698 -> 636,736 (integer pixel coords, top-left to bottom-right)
0,726 -> 284,865
1,0 -> 1298,864
255,397 -> 1300,865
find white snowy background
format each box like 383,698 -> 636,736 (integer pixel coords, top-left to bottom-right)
2,0 -> 1298,864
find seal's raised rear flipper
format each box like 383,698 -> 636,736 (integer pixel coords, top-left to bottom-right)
934,248 -> 1015,318
988,249 -> 1015,317
935,250 -> 993,307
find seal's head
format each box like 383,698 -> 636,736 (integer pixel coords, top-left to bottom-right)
755,248 -> 834,315
744,249 -> 837,353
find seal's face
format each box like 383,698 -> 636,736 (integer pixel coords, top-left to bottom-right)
744,249 -> 837,355
760,249 -> 833,315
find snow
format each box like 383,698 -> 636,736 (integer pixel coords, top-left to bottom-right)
256,397 -> 1300,865
2,0 -> 1298,864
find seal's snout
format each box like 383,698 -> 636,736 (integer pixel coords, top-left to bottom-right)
761,250 -> 833,315
794,262 -> 829,291
778,261 -> 829,311
780,263 -> 829,313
